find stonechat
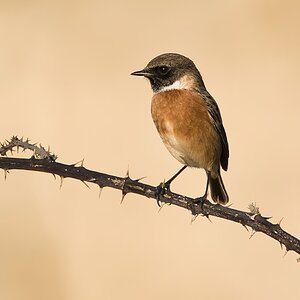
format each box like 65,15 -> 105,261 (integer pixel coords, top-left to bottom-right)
131,53 -> 229,205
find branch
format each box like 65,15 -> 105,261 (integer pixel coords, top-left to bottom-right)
0,137 -> 299,257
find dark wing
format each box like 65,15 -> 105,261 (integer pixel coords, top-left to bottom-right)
201,90 -> 229,171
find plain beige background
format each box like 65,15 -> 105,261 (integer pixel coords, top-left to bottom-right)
0,1 -> 300,299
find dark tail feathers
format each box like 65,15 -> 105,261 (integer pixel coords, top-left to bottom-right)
210,173 -> 229,204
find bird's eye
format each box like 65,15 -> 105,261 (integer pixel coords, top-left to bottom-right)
156,66 -> 170,76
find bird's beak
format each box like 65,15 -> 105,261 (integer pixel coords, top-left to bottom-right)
130,69 -> 152,78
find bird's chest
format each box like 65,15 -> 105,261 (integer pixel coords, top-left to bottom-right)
151,90 -> 188,140
151,90 -> 203,163
151,89 -> 211,165
151,89 -> 208,137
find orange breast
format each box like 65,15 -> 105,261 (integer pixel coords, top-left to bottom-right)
151,89 -> 221,175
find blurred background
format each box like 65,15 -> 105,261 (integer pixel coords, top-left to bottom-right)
0,0 -> 299,299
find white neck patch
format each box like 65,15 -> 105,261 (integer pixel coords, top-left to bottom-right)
159,80 -> 182,92
155,75 -> 196,93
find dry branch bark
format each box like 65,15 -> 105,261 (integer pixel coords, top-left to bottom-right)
0,155 -> 299,257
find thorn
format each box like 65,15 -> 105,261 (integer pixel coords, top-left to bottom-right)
59,176 -> 64,189
191,214 -> 198,224
283,249 -> 288,258
242,224 -> 249,232
134,176 -> 147,182
72,158 -> 85,167
4,169 -> 9,180
249,229 -> 256,239
120,191 -> 127,204
248,202 -> 260,216
52,173 -> 56,180
279,242 -> 283,250
205,214 -> 212,223
81,180 -> 90,189
157,202 -> 166,213
47,145 -> 52,156
225,203 -> 233,208
278,217 -> 284,227
98,186 -> 103,198
125,165 -> 130,178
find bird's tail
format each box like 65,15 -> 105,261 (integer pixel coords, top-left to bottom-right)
210,171 -> 229,204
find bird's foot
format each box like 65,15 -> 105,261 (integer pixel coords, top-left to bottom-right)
155,180 -> 171,207
187,196 -> 207,215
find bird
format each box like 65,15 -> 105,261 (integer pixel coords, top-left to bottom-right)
131,53 -> 229,205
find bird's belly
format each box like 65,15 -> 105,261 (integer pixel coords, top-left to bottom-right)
161,121 -> 211,169
161,128 -> 187,165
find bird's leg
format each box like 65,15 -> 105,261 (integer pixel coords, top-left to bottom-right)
188,171 -> 211,214
155,165 -> 187,206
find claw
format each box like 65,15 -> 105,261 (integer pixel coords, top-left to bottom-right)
194,196 -> 206,208
187,199 -> 197,215
155,180 -> 170,207
157,202 -> 166,213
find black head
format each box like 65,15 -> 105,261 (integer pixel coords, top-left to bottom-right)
131,53 -> 204,92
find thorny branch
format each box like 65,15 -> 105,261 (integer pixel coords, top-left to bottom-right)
0,137 -> 300,257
